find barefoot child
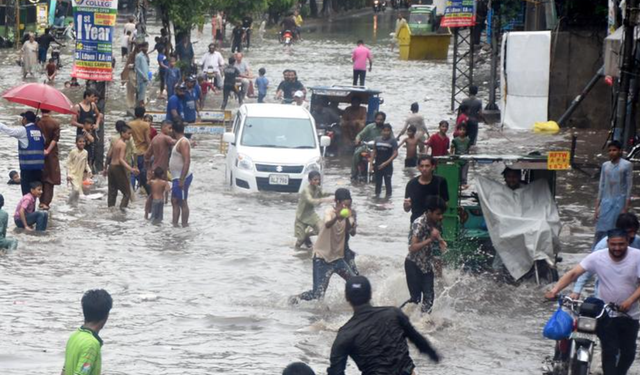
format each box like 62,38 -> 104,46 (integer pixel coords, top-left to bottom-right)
82,118 -> 97,171
399,125 -> 421,168
66,136 -> 92,201
197,75 -> 216,108
46,58 -> 57,82
450,123 -> 471,189
294,171 -> 333,249
0,194 -> 18,250
148,167 -> 171,224
107,124 -> 139,209
14,181 -> 48,232
426,121 -> 450,157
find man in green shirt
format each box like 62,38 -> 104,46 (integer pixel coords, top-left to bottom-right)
62,289 -> 112,375
295,171 -> 333,249
351,112 -> 392,179
0,194 -> 18,250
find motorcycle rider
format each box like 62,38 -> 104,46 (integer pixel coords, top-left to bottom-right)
312,100 -> 340,128
199,43 -> 224,89
241,15 -> 253,50
545,228 -> 640,375
280,13 -> 297,42
292,91 -> 309,110
351,112 -> 389,180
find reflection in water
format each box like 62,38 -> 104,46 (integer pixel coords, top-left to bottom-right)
0,11 -> 622,375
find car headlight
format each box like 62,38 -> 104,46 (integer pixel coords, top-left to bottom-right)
237,154 -> 254,171
303,157 -> 322,174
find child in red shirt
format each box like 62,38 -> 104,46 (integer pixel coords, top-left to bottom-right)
453,103 -> 469,138
426,120 -> 450,157
198,75 -> 216,108
46,58 -> 57,82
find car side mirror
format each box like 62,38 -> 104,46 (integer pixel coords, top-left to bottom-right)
223,132 -> 235,144
320,135 -> 331,147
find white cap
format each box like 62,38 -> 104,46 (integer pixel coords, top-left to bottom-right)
294,90 -> 304,98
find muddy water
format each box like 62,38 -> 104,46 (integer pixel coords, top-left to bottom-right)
0,11 -> 631,375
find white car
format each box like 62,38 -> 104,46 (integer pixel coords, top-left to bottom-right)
223,104 -> 331,193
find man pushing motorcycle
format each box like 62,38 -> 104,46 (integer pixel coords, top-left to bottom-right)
545,228 -> 640,375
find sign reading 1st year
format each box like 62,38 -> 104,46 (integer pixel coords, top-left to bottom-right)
72,0 -> 118,81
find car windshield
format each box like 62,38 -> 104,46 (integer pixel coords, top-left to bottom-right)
410,14 -> 431,24
240,117 -> 317,149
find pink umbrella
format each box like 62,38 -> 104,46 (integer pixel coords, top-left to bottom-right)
2,83 -> 75,114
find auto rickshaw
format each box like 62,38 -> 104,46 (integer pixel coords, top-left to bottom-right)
308,85 -> 383,155
434,152 -> 571,284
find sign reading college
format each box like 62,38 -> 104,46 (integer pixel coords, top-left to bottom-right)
72,0 -> 118,81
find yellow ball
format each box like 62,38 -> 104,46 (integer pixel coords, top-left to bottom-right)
340,208 -> 351,218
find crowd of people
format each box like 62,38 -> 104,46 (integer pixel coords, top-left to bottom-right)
2,8 -> 640,375
0,100 -> 193,233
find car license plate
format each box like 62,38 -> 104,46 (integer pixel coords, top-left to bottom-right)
571,332 -> 597,341
269,174 -> 289,185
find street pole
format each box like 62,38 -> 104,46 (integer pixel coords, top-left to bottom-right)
485,0 -> 500,111
613,0 -> 639,144
94,82 -> 107,173
15,0 -> 20,50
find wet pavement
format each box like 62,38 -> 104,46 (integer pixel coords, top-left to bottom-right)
0,11 -> 633,375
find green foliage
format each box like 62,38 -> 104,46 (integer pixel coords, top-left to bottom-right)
268,0 -> 297,17
150,0 -> 219,30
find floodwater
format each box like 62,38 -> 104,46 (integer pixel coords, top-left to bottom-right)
0,11 -> 632,375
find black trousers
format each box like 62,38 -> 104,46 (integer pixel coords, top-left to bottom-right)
597,316 -> 639,375
374,166 -> 392,197
467,121 -> 479,145
404,258 -> 434,312
20,169 -> 42,196
222,85 -> 242,109
231,39 -> 242,53
353,70 -> 366,86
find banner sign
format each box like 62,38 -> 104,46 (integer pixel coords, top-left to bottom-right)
440,0 -> 476,28
72,0 -> 118,81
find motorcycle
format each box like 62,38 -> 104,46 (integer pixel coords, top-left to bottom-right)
204,65 -> 221,88
355,141 -> 375,183
545,295 -> 626,375
316,122 -> 341,156
282,30 -> 294,47
373,0 -> 387,13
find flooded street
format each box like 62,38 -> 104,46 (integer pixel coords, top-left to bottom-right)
0,11 -> 633,375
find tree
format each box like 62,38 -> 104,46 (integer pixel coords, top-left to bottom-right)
150,0 -> 219,43
217,0 -> 269,22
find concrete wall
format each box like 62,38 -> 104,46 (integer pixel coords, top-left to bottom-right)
548,30 -> 611,129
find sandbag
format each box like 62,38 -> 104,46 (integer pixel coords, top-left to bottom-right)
533,121 -> 560,134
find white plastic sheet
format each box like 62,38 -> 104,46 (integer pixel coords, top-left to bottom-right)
476,176 -> 561,280
500,31 -> 551,130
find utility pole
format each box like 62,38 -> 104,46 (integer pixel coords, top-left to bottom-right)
613,0 -> 639,145
485,0 -> 500,111
15,0 -> 20,50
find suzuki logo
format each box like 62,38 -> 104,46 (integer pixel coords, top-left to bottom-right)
276,165 -> 283,172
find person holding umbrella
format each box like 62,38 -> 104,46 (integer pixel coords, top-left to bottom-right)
0,111 -> 45,197
1,83 -> 77,203
38,109 -> 61,210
